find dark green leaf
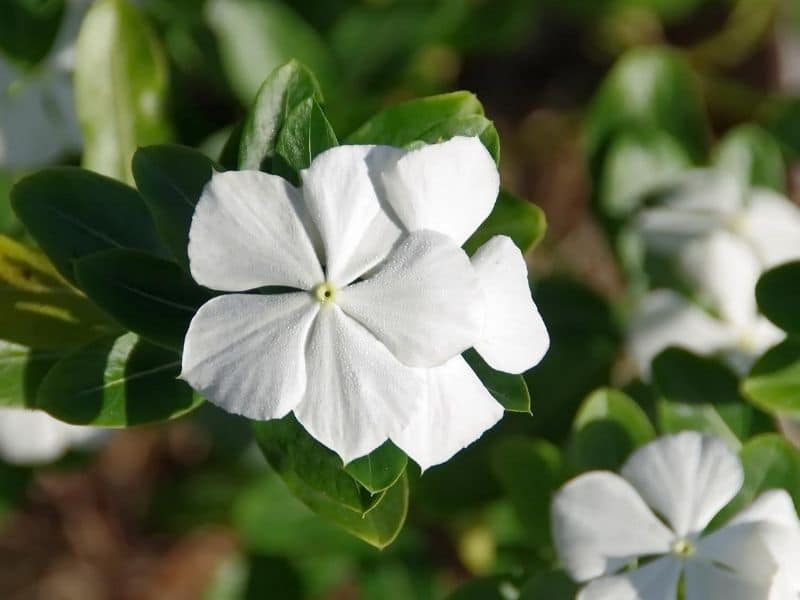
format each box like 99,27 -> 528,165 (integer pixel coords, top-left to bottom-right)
11,167 -> 167,285
657,399 -> 768,446
756,262 -> 800,335
205,553 -> 304,600
274,98 -> 338,179
568,388 -> 655,472
36,333 -> 202,426
344,441 -> 407,495
75,249 -> 213,350
75,0 -> 170,184
464,349 -> 530,413
463,189 -> 546,256
0,341 -> 66,408
518,570 -> 577,600
447,575 -> 523,600
0,0 -> 64,66
714,124 -> 786,192
239,60 -> 323,171
132,144 -> 217,270
652,347 -> 743,406
743,338 -> 800,417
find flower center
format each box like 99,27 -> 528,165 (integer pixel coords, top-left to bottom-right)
671,538 -> 695,558
727,211 -> 748,235
313,282 -> 338,304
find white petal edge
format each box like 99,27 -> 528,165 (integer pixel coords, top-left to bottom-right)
392,355 -> 504,471
188,170 -> 324,291
621,431 -> 744,537
300,144 -> 405,285
181,292 -> 318,420
470,235 -> 549,374
380,136 -> 500,245
551,471 -> 674,582
338,230 -> 484,368
577,556 -> 682,600
740,188 -> 800,269
293,306 -> 425,464
628,290 -> 737,379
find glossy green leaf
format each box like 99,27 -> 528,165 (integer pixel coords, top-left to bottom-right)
714,124 -> 786,192
652,347 -> 743,406
75,249 -> 214,350
0,0 -> 65,65
239,60 -> 324,171
568,388 -> 655,471
743,338 -> 800,418
0,341 -> 66,408
253,417 -> 408,548
463,349 -> 530,413
206,0 -> 334,105
75,0 -> 170,184
0,235 -> 117,349
586,46 -> 710,175
344,441 -> 407,495
756,262 -> 800,335
491,437 -> 563,545
657,399 -> 767,448
132,144 -> 217,270
463,189 -> 546,256
518,570 -> 577,600
36,333 -> 202,426
274,97 -> 338,178
11,167 -> 167,285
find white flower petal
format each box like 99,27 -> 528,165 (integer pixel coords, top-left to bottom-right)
380,136 -> 500,245
696,521 -> 782,582
629,290 -> 736,378
621,432 -> 743,537
470,235 -> 549,374
678,231 -> 761,328
338,230 -> 484,368
684,561 -> 773,600
0,408 -> 103,465
551,471 -> 674,581
392,355 -> 504,471
188,171 -> 323,291
740,189 -> 800,268
181,292 -> 318,420
577,556 -> 682,600
636,170 -> 743,253
293,306 -> 425,464
300,145 -> 405,285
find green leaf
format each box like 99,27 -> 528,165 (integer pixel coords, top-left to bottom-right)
253,416 -> 408,548
346,92 -> 498,161
74,249 -> 214,350
344,441 -> 407,495
0,235 -> 117,349
205,552 -> 304,600
463,189 -> 546,256
743,338 -> 800,418
756,262 -> 800,335
274,97 -> 338,179
586,46 -> 710,176
0,341 -> 66,408
132,144 -> 217,270
463,349 -> 530,413
657,400 -> 766,448
714,124 -> 786,192
518,570 -> 577,600
568,388 -> 655,472
36,333 -> 202,426
447,575 -> 523,600
239,60 -> 324,171
0,0 -> 65,66
490,437 -> 563,545
11,167 -> 167,285
75,0 -> 170,184
652,347 -> 743,406
206,0 -> 335,105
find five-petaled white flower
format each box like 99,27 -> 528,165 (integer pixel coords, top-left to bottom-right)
180,136 -> 549,468
629,170 -> 800,376
0,407 -> 106,465
0,0 -> 88,169
552,431 -> 800,600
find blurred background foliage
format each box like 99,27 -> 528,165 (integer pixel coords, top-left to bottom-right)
0,0 -> 800,598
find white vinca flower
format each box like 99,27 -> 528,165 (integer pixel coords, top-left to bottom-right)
552,432 -> 800,600
180,136 -> 549,468
630,170 -> 800,376
0,0 -> 88,169
0,408 -> 106,465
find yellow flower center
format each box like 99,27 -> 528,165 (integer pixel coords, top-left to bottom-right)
671,538 -> 695,558
313,282 -> 338,304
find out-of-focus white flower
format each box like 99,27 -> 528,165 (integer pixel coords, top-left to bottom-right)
552,431 -> 800,600
180,137 -> 549,468
0,0 -> 89,169
0,407 -> 106,465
